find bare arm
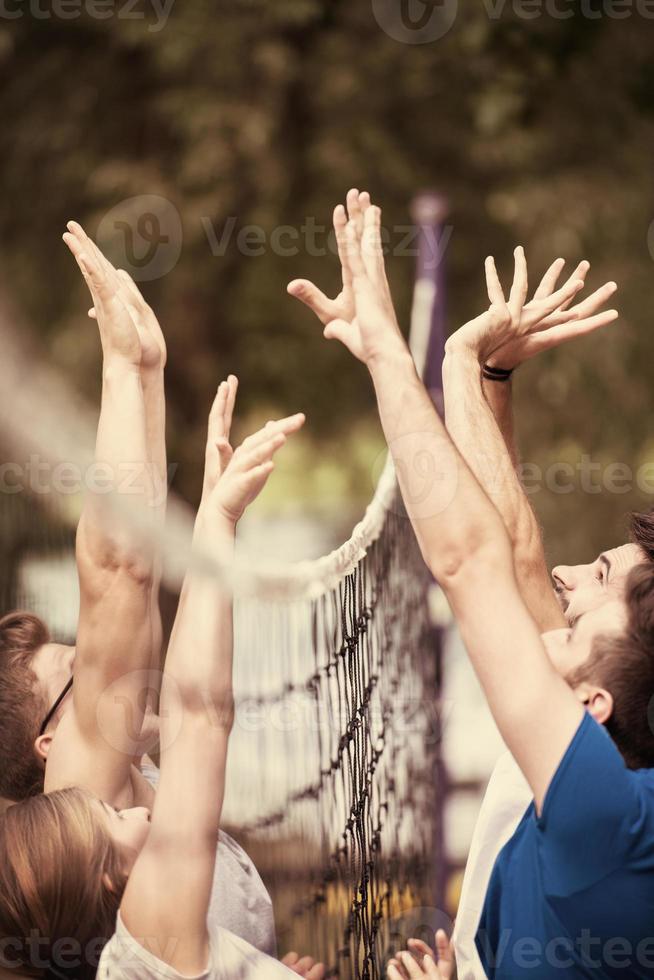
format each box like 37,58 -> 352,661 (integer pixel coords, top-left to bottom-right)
45,231 -> 155,803
121,387 -> 305,975
443,350 -> 564,631
442,252 -> 618,631
294,194 -> 585,812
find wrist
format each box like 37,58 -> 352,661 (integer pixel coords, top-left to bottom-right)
366,339 -> 414,377
102,357 -> 141,384
140,362 -> 165,384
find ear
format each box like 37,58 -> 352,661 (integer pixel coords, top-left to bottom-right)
574,682 -> 614,726
102,872 -> 117,894
33,733 -> 53,767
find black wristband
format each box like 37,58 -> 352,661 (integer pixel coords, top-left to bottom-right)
482,364 -> 514,382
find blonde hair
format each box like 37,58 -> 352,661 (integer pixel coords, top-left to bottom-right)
0,788 -> 126,978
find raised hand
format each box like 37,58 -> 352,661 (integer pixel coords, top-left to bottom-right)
446,247 -> 618,370
202,382 -> 305,525
387,929 -> 454,980
486,255 -> 618,369
63,221 -> 166,370
288,189 -> 403,364
281,951 -> 326,979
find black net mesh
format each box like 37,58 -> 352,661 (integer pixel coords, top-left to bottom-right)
226,496 -> 442,977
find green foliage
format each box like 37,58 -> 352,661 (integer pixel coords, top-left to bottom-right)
1,2 -> 654,561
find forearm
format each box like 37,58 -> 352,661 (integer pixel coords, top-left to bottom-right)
367,342 -> 509,583
160,510 -> 235,728
482,374 -> 518,468
443,347 -> 538,552
77,359 -> 154,580
141,365 -> 167,694
442,347 -> 564,630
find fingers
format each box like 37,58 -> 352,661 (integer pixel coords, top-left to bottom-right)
241,413 -> 306,453
63,236 -> 113,309
344,221 -> 366,283
554,260 -> 590,310
287,279 -> 339,326
534,309 -> 619,350
534,276 -> 585,319
435,930 -> 452,963
397,950 -> 439,978
208,381 -> 229,439
223,374 -> 238,438
281,953 -> 299,967
531,257 -> 565,300
346,187 -> 364,237
407,940 -> 434,959
361,204 -> 386,289
434,931 -> 454,980
306,963 -> 326,980
566,280 -> 618,320
485,256 -> 506,308
507,246 -> 528,320
334,204 -> 353,290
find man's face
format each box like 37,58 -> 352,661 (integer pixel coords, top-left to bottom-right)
552,543 -> 644,625
30,642 -> 75,726
542,598 -> 627,679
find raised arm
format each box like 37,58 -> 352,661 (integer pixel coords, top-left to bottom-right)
292,192 -> 585,812
44,229 -> 157,802
120,385 -> 305,975
443,251 -> 618,631
79,226 -> 168,740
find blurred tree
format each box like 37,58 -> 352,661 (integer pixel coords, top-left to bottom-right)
0,1 -> 653,561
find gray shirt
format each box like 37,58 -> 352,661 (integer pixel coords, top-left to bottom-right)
98,912 -> 294,980
140,761 -> 276,958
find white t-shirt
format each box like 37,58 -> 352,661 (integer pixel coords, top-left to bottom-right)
98,912 -> 294,980
452,752 -> 531,980
140,761 -> 276,957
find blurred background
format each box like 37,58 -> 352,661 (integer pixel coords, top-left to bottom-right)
1,0 -> 654,959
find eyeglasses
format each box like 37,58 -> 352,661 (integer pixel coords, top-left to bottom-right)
38,677 -> 74,737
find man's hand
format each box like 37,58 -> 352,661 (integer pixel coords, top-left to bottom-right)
446,247 -> 618,369
281,952 -> 326,978
388,929 -> 455,980
288,189 -> 404,365
64,221 -> 166,370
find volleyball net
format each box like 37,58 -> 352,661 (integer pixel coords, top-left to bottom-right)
0,195 -> 450,978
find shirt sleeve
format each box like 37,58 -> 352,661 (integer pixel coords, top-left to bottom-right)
98,914 -> 210,980
537,712 -> 654,896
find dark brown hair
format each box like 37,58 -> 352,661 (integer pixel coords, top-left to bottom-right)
0,611 -> 50,802
568,562 -> 654,770
0,787 -> 124,978
629,509 -> 654,563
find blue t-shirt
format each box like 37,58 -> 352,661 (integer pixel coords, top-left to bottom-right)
476,712 -> 654,978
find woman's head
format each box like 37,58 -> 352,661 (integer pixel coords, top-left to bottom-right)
0,788 -> 149,977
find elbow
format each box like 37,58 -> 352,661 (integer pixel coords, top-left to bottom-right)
178,684 -> 236,735
427,525 -> 514,595
77,521 -> 154,587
